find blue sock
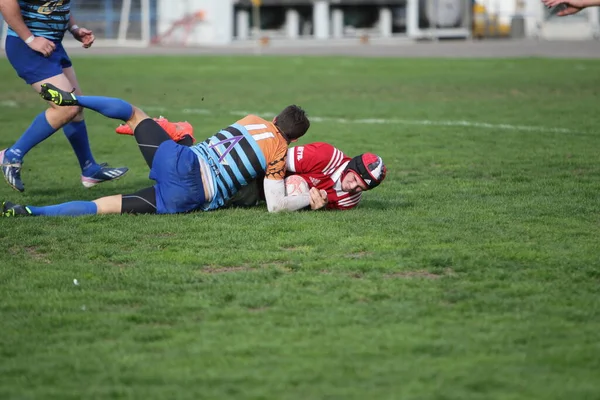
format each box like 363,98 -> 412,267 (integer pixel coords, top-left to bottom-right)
28,201 -> 98,217
7,112 -> 57,161
76,96 -> 134,121
63,120 -> 100,176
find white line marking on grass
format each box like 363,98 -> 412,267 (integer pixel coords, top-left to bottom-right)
1,101 -> 581,135
143,106 -> 580,135
0,100 -> 18,108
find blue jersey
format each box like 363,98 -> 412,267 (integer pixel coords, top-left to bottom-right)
7,0 -> 71,42
190,123 -> 269,211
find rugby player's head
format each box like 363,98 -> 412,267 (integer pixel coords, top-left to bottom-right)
274,105 -> 310,143
342,153 -> 387,193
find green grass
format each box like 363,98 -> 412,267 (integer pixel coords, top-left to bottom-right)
1,55 -> 600,400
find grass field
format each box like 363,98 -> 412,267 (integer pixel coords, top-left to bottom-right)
1,55 -> 600,400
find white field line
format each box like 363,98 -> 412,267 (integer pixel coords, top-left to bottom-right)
0,101 -> 582,135
0,100 -> 19,108
142,106 -> 580,135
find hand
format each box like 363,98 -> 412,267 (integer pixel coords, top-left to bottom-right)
72,27 -> 95,48
309,187 -> 328,210
28,36 -> 56,57
542,0 -> 586,16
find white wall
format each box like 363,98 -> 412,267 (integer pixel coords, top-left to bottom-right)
157,0 -> 234,45
477,0 -> 516,26
476,0 -> 599,39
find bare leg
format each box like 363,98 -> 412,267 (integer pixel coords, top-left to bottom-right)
93,194 -> 123,215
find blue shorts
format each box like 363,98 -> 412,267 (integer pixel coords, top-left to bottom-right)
150,140 -> 206,214
5,35 -> 73,85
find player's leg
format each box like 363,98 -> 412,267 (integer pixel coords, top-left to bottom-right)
93,186 -> 158,214
39,82 -> 140,128
62,65 -> 128,188
1,37 -> 82,192
120,186 -> 158,214
1,186 -> 158,217
133,119 -> 173,168
39,82 -> 170,167
40,82 -> 190,171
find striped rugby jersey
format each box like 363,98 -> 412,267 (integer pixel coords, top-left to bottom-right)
286,142 -> 362,210
7,0 -> 71,41
190,115 -> 289,211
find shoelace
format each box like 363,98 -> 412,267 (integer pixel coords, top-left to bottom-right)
1,161 -> 21,168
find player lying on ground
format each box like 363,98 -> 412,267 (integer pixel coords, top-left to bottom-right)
1,84 -> 322,217
542,0 -> 600,15
229,142 -> 387,211
0,0 -> 128,192
116,123 -> 387,211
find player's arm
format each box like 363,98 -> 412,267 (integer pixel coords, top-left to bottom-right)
542,0 -> 600,15
263,151 -> 325,212
0,0 -> 32,40
68,14 -> 95,48
263,178 -> 310,212
544,0 -> 600,7
0,0 -> 55,55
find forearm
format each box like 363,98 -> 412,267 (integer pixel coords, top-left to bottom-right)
263,178 -> 310,212
583,0 -> 600,7
68,14 -> 78,31
0,0 -> 32,40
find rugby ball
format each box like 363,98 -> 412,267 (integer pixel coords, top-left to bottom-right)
285,175 -> 310,196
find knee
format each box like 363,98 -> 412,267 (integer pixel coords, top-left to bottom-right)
127,106 -> 150,131
72,107 -> 85,122
57,105 -> 83,123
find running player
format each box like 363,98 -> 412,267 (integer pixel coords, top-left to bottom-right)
0,0 -> 128,192
1,84 -> 317,216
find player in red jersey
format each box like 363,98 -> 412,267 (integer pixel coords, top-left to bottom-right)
227,142 -> 386,210
284,142 -> 386,210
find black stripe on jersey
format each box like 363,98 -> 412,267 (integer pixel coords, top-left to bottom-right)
22,16 -> 68,24
216,174 -> 234,198
213,131 -> 254,184
215,180 -> 229,202
225,145 -> 253,184
23,12 -> 69,20
223,127 -> 264,177
222,164 -> 242,192
21,24 -> 67,32
23,0 -> 71,6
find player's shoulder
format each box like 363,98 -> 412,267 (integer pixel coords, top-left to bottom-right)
236,114 -> 270,126
302,142 -> 346,162
304,142 -> 337,151
293,142 -> 337,155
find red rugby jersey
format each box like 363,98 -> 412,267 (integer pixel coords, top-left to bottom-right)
286,142 -> 362,210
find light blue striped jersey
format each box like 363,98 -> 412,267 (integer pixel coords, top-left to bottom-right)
7,0 -> 71,42
190,123 -> 269,211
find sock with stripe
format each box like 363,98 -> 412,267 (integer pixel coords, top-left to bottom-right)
6,112 -> 57,161
28,201 -> 98,217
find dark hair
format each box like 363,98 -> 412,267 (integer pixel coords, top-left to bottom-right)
274,105 -> 310,142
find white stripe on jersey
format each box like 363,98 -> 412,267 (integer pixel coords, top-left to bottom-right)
286,148 -> 296,172
338,193 -> 362,207
245,124 -> 268,131
323,148 -> 343,175
252,132 -> 275,141
331,161 -> 350,197
198,156 -> 216,202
